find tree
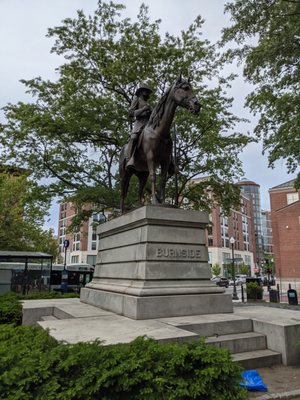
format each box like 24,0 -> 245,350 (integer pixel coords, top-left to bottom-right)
0,1 -> 250,221
239,262 -> 250,276
222,0 -> 300,186
211,263 -> 221,277
0,172 -> 58,257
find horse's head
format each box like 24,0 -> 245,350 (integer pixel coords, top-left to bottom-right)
172,76 -> 201,115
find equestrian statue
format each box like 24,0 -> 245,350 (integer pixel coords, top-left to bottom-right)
119,76 -> 200,213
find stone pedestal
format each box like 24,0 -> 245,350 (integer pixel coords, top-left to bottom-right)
81,206 -> 233,319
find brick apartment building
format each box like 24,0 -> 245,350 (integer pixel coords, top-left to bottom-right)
261,210 -> 273,262
58,202 -> 107,266
269,179 -> 300,282
207,192 -> 256,276
236,179 -> 266,269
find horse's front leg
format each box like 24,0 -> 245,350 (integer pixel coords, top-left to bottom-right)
120,169 -> 133,213
159,163 -> 169,204
147,153 -> 160,204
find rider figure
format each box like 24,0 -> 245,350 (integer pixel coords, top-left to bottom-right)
126,82 -> 153,170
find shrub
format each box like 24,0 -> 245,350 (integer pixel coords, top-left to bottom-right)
24,291 -> 79,300
246,282 -> 263,300
0,324 -> 60,399
0,292 -> 23,325
0,291 -> 79,326
0,326 -> 247,400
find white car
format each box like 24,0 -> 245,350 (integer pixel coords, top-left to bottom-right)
229,277 -> 244,286
236,274 -> 247,283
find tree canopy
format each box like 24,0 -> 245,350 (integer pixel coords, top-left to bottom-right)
0,171 -> 58,257
222,0 -> 300,185
0,1 -> 251,220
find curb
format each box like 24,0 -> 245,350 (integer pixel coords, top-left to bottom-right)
253,389 -> 300,399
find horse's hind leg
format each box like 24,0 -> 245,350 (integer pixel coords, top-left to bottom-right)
158,163 -> 169,204
137,171 -> 149,206
146,154 -> 160,204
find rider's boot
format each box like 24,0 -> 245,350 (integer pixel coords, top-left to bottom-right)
126,139 -> 136,171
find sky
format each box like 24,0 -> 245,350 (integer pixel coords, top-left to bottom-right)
0,0 -> 296,232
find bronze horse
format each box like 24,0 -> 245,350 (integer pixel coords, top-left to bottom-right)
119,76 -> 200,213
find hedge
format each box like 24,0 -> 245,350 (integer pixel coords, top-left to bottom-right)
0,291 -> 247,399
0,291 -> 79,326
0,324 -> 247,400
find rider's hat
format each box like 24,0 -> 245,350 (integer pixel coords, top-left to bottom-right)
135,82 -> 153,96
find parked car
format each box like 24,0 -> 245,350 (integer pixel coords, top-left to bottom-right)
236,274 -> 247,283
211,276 -> 229,288
229,277 -> 243,286
229,274 -> 248,286
256,275 -> 276,286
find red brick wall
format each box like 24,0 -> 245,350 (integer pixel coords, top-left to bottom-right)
270,188 -> 300,278
58,202 -> 91,253
209,195 -> 255,254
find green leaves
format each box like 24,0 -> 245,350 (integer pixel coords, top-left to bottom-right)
0,327 -> 247,400
0,1 -> 251,218
0,172 -> 58,255
0,293 -> 22,325
212,263 -> 221,276
222,0 -> 300,183
0,292 -> 79,326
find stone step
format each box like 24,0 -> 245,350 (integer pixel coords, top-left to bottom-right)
232,349 -> 282,369
205,331 -> 266,354
40,315 -> 58,321
179,317 -> 253,337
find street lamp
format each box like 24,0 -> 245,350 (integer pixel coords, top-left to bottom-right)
230,236 -> 239,300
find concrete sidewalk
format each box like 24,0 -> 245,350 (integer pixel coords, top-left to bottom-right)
249,365 -> 300,399
22,299 -> 300,398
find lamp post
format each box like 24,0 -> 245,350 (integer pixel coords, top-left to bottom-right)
230,236 -> 239,300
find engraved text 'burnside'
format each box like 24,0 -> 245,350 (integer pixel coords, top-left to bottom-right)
156,248 -> 201,259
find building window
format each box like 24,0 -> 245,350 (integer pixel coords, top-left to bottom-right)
222,252 -> 230,272
71,255 -> 79,263
91,242 -> 97,250
73,232 -> 80,242
245,255 -> 251,266
208,252 -> 212,265
87,255 -> 96,266
72,231 -> 80,251
287,193 -> 299,205
72,242 -> 80,251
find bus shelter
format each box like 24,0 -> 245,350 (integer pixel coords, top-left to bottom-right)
0,251 -> 53,295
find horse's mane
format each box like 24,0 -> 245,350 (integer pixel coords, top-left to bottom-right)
148,85 -> 173,129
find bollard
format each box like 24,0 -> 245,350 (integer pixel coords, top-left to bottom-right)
289,283 -> 291,290
241,284 -> 245,302
277,283 -> 281,301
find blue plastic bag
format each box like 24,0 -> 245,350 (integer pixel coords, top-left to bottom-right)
240,370 -> 268,392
